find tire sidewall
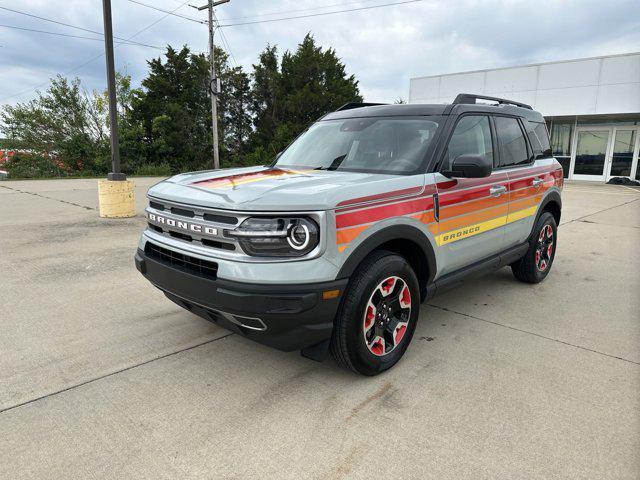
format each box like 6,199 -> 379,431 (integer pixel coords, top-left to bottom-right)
343,255 -> 420,375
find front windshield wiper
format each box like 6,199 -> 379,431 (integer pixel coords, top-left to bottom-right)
314,154 -> 347,171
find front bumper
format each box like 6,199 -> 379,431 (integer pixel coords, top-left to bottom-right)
135,248 -> 347,351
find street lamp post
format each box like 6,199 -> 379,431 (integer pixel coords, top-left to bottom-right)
101,0 -> 125,181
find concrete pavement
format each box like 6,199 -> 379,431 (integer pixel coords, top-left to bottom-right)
0,178 -> 638,479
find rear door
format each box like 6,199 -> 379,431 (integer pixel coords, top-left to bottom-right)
434,115 -> 508,275
495,116 -> 551,248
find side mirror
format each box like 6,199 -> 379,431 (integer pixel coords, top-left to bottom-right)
443,153 -> 492,178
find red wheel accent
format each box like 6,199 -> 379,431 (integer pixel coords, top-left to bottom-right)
381,278 -> 396,295
394,324 -> 407,345
371,337 -> 385,356
400,285 -> 411,308
364,305 -> 375,331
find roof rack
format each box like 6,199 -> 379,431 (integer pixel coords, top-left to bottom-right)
336,102 -> 388,111
452,93 -> 532,110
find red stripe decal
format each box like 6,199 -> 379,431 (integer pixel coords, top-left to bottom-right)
336,186 -> 424,207
192,168 -> 294,188
336,196 -> 434,229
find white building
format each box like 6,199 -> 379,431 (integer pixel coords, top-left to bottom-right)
409,52 -> 640,182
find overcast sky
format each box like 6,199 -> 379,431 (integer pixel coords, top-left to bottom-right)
1,0 -> 640,107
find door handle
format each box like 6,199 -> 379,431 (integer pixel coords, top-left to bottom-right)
532,177 -> 544,187
489,185 -> 507,197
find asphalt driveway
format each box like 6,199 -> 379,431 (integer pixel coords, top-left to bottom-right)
1,178 -> 638,479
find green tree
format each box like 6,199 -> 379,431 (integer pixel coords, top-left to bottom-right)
1,75 -> 110,175
247,34 -> 362,164
250,45 -> 280,157
126,46 -> 211,173
221,66 -> 252,166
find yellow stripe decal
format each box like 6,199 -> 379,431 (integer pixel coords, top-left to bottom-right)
435,205 -> 538,246
506,205 -> 538,223
436,215 -> 506,246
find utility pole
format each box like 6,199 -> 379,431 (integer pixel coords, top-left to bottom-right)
196,0 -> 230,170
101,0 -> 125,181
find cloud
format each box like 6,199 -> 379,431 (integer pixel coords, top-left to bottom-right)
1,0 -> 639,108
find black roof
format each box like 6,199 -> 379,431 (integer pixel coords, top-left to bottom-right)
323,99 -> 545,123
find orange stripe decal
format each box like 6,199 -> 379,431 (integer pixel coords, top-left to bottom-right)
336,224 -> 370,245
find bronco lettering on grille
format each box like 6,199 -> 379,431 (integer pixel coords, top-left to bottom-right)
148,213 -> 218,236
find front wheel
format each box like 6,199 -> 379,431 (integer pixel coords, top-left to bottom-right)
330,251 -> 420,375
511,212 -> 557,283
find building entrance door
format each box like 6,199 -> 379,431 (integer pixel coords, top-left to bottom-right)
571,128 -> 611,181
571,126 -> 640,181
606,127 -> 639,181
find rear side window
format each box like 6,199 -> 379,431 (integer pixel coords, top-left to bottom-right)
446,115 -> 494,165
525,120 -> 552,159
494,116 -> 530,167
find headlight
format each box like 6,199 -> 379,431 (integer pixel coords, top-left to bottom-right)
228,217 -> 319,257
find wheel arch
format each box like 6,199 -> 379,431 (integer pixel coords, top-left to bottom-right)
336,224 -> 436,302
538,190 -> 562,226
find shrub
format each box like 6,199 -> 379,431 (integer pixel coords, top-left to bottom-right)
3,153 -> 67,178
132,163 -> 172,177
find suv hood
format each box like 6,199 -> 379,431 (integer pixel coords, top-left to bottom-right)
148,166 -> 420,211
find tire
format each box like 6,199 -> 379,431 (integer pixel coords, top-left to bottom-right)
330,250 -> 420,376
511,212 -> 557,284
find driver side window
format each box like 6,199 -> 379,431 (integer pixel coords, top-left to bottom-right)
446,115 -> 494,165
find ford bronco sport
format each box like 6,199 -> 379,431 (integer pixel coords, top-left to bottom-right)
135,93 -> 563,375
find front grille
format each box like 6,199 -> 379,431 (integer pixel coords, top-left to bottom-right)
148,199 -> 238,225
145,242 -> 218,280
171,207 -> 195,218
203,212 -> 238,225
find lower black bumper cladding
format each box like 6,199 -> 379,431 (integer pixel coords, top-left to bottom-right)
135,248 -> 347,351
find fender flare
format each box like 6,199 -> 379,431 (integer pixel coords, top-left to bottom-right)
527,189 -> 562,243
537,189 -> 562,223
335,224 -> 437,284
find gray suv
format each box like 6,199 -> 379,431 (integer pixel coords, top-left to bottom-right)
135,94 -> 563,375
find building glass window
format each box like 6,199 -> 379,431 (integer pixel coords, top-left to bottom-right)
550,121 -> 574,178
610,130 -> 636,177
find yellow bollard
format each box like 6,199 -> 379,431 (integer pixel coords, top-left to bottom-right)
98,179 -> 136,218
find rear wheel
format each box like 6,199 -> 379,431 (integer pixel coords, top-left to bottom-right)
330,251 -> 419,375
511,212 -> 557,283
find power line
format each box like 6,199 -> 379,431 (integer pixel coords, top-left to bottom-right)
0,5 -> 165,50
0,0 -> 194,103
218,0 -> 386,22
217,0 -> 423,27
0,24 -> 163,49
125,0 -> 205,24
212,12 -> 238,68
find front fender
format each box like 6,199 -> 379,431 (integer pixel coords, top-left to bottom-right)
335,224 -> 437,284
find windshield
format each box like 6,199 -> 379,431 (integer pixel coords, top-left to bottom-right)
275,116 -> 441,174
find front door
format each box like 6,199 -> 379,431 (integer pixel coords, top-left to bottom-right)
435,114 -> 507,275
571,128 -> 611,181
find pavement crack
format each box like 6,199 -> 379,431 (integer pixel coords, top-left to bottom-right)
0,184 -> 95,210
0,333 -> 234,415
427,303 -> 640,366
560,196 -> 640,227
